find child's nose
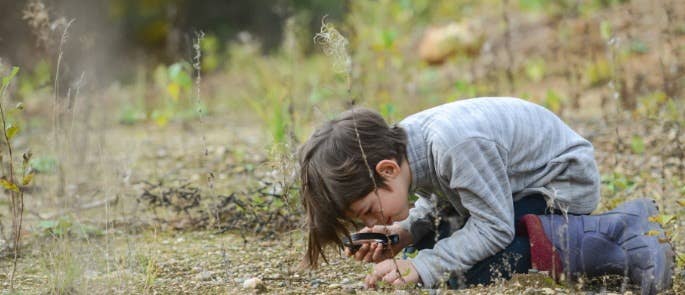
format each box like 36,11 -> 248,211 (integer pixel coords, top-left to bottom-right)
363,216 -> 377,228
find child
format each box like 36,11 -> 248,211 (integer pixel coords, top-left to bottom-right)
298,97 -> 673,294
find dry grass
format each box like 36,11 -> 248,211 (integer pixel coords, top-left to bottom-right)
1,0 -> 684,294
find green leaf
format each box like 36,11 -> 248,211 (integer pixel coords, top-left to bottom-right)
544,90 -> 563,113
630,135 -> 645,154
1,66 -> 20,96
0,179 -> 20,192
168,62 -> 192,88
677,252 -> 685,268
29,156 -> 58,173
649,214 -> 676,226
525,59 -> 546,82
6,124 -> 19,139
645,230 -> 661,237
519,0 -> 547,11
600,21 -> 612,41
382,30 -> 397,49
402,267 -> 412,276
629,40 -> 649,54
38,220 -> 59,230
454,80 -> 476,97
22,173 -> 34,186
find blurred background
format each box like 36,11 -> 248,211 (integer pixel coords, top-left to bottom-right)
0,0 -> 683,293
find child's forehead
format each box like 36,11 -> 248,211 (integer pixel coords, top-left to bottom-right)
346,196 -> 369,215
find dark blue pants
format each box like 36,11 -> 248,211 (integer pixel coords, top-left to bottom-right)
405,194 -> 556,288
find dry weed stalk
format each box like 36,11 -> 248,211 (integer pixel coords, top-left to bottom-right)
313,18 -> 352,77
1,67 -> 34,289
50,18 -> 74,205
501,0 -> 515,94
314,19 -> 407,287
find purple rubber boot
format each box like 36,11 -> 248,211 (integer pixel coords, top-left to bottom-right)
523,198 -> 674,295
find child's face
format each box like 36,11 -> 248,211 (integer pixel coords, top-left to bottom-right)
346,158 -> 412,228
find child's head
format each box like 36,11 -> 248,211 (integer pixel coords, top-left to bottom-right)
298,107 -> 409,267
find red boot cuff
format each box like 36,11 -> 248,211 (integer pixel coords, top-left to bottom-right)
520,214 -> 563,279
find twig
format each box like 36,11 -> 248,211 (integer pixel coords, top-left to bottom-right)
1,74 -> 21,290
38,192 -> 114,220
501,0 -> 515,94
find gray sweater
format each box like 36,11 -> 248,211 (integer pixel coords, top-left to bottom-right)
396,97 -> 600,288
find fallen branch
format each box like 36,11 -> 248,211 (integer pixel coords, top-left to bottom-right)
36,192 -> 117,220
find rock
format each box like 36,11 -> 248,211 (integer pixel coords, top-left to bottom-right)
328,283 -> 342,289
541,288 -> 554,295
417,21 -> 484,65
242,277 -> 263,289
195,271 -> 213,281
342,283 -> 357,294
310,278 -> 323,288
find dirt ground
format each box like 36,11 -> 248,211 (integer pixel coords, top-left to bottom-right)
0,113 -> 682,294
1,0 -> 684,294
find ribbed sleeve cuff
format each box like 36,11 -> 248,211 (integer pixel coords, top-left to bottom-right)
410,254 -> 437,288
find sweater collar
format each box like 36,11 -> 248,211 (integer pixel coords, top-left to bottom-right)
399,121 -> 432,193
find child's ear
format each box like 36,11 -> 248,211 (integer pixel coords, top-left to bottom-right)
375,159 -> 400,178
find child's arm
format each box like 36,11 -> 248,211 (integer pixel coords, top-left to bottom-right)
396,195 -> 437,244
411,138 -> 515,288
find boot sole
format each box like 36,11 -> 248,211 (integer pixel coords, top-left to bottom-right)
612,198 -> 674,295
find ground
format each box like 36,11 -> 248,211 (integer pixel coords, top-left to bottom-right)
1,0 -> 684,294
1,114 -> 683,294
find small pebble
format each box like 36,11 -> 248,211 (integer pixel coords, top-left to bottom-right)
342,284 -> 357,294
243,277 -> 263,289
195,271 -> 213,281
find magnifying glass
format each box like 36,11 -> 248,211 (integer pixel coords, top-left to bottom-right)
342,233 -> 400,254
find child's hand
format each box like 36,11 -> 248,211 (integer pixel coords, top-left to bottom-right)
364,259 -> 420,288
344,224 -> 412,263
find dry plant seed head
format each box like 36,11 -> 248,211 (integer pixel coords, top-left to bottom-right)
313,18 -> 351,75
22,0 -> 69,50
23,0 -> 51,48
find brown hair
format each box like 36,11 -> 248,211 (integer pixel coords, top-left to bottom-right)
298,107 -> 407,267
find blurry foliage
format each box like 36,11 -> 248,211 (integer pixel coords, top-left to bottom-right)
37,217 -> 103,239
17,59 -> 51,99
544,89 -> 564,114
200,34 -> 220,72
584,58 -> 613,87
119,60 -> 206,126
106,0 -> 346,58
524,58 -> 546,83
602,172 -> 636,195
29,155 -> 58,174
